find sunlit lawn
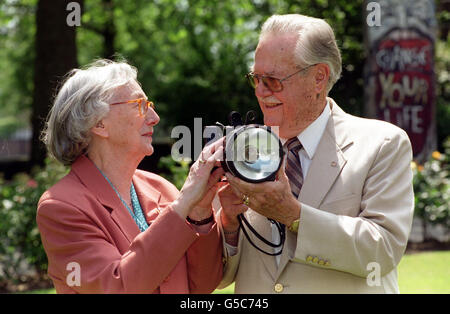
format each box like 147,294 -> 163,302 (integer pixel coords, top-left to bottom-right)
397,251 -> 450,293
18,251 -> 450,294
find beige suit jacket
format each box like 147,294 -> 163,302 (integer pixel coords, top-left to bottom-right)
218,98 -> 414,294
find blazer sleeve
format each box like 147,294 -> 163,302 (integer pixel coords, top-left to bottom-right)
295,129 -> 414,278
37,199 -> 199,293
185,215 -> 224,293
145,173 -> 224,293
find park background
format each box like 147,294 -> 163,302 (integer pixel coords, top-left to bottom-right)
0,0 -> 449,293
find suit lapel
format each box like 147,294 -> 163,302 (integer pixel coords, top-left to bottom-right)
298,129 -> 347,209
275,101 -> 353,278
298,101 -> 351,209
71,155 -> 140,243
110,204 -> 140,243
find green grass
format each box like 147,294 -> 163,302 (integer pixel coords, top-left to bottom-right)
213,284 -> 234,294
398,251 -> 450,294
15,288 -> 56,294
18,251 -> 450,294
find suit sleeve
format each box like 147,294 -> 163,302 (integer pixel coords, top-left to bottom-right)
215,208 -> 243,289
295,129 -> 414,277
37,200 -> 198,293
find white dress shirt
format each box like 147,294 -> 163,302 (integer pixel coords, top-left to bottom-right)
273,100 -> 331,264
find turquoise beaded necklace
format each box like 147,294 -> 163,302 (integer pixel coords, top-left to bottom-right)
96,166 -> 149,232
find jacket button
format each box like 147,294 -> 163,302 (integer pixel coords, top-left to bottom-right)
274,283 -> 284,293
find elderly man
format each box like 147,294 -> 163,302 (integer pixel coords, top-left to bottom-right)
217,14 -> 414,293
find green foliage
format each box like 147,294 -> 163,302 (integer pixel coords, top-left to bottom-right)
74,0 -> 367,138
0,0 -> 36,136
0,158 -> 68,283
0,116 -> 26,137
413,137 -> 450,227
1,0 -> 448,143
435,38 -> 450,149
157,155 -> 190,190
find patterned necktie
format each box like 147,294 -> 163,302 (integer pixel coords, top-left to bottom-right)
284,137 -> 304,198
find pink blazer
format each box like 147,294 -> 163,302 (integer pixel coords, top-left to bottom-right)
37,155 -> 223,293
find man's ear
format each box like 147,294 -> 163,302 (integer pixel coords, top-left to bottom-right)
91,120 -> 109,138
314,63 -> 330,94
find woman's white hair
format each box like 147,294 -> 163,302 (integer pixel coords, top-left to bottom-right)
260,14 -> 342,93
42,59 -> 138,165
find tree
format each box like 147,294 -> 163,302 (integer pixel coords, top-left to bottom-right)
30,0 -> 80,167
82,0 -> 116,59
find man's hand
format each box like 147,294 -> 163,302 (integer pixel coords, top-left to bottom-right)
218,184 -> 248,230
224,160 -> 301,227
218,183 -> 248,246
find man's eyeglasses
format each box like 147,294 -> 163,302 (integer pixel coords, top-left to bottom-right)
109,98 -> 155,116
246,64 -> 316,93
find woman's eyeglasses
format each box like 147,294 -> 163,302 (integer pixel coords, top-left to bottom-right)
109,98 -> 155,116
246,64 -> 316,93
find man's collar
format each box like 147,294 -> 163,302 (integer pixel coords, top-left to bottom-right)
281,100 -> 331,159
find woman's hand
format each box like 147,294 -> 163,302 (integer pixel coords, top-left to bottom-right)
188,166 -> 224,221
172,140 -> 224,220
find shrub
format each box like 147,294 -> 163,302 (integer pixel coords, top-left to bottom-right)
0,158 -> 68,285
157,155 -> 190,190
412,137 -> 450,229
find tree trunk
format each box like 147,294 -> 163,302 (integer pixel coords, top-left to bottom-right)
102,0 -> 116,59
30,0 -> 80,167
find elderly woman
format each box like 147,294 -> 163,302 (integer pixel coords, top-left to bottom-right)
37,59 -> 224,293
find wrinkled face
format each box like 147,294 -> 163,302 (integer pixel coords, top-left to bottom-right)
254,34 -> 321,139
103,80 -> 160,158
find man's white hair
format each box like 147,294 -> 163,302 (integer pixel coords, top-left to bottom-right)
260,14 -> 342,93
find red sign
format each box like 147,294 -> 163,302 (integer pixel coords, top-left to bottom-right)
374,37 -> 435,158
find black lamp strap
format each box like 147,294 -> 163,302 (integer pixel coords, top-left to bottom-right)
237,213 -> 285,256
